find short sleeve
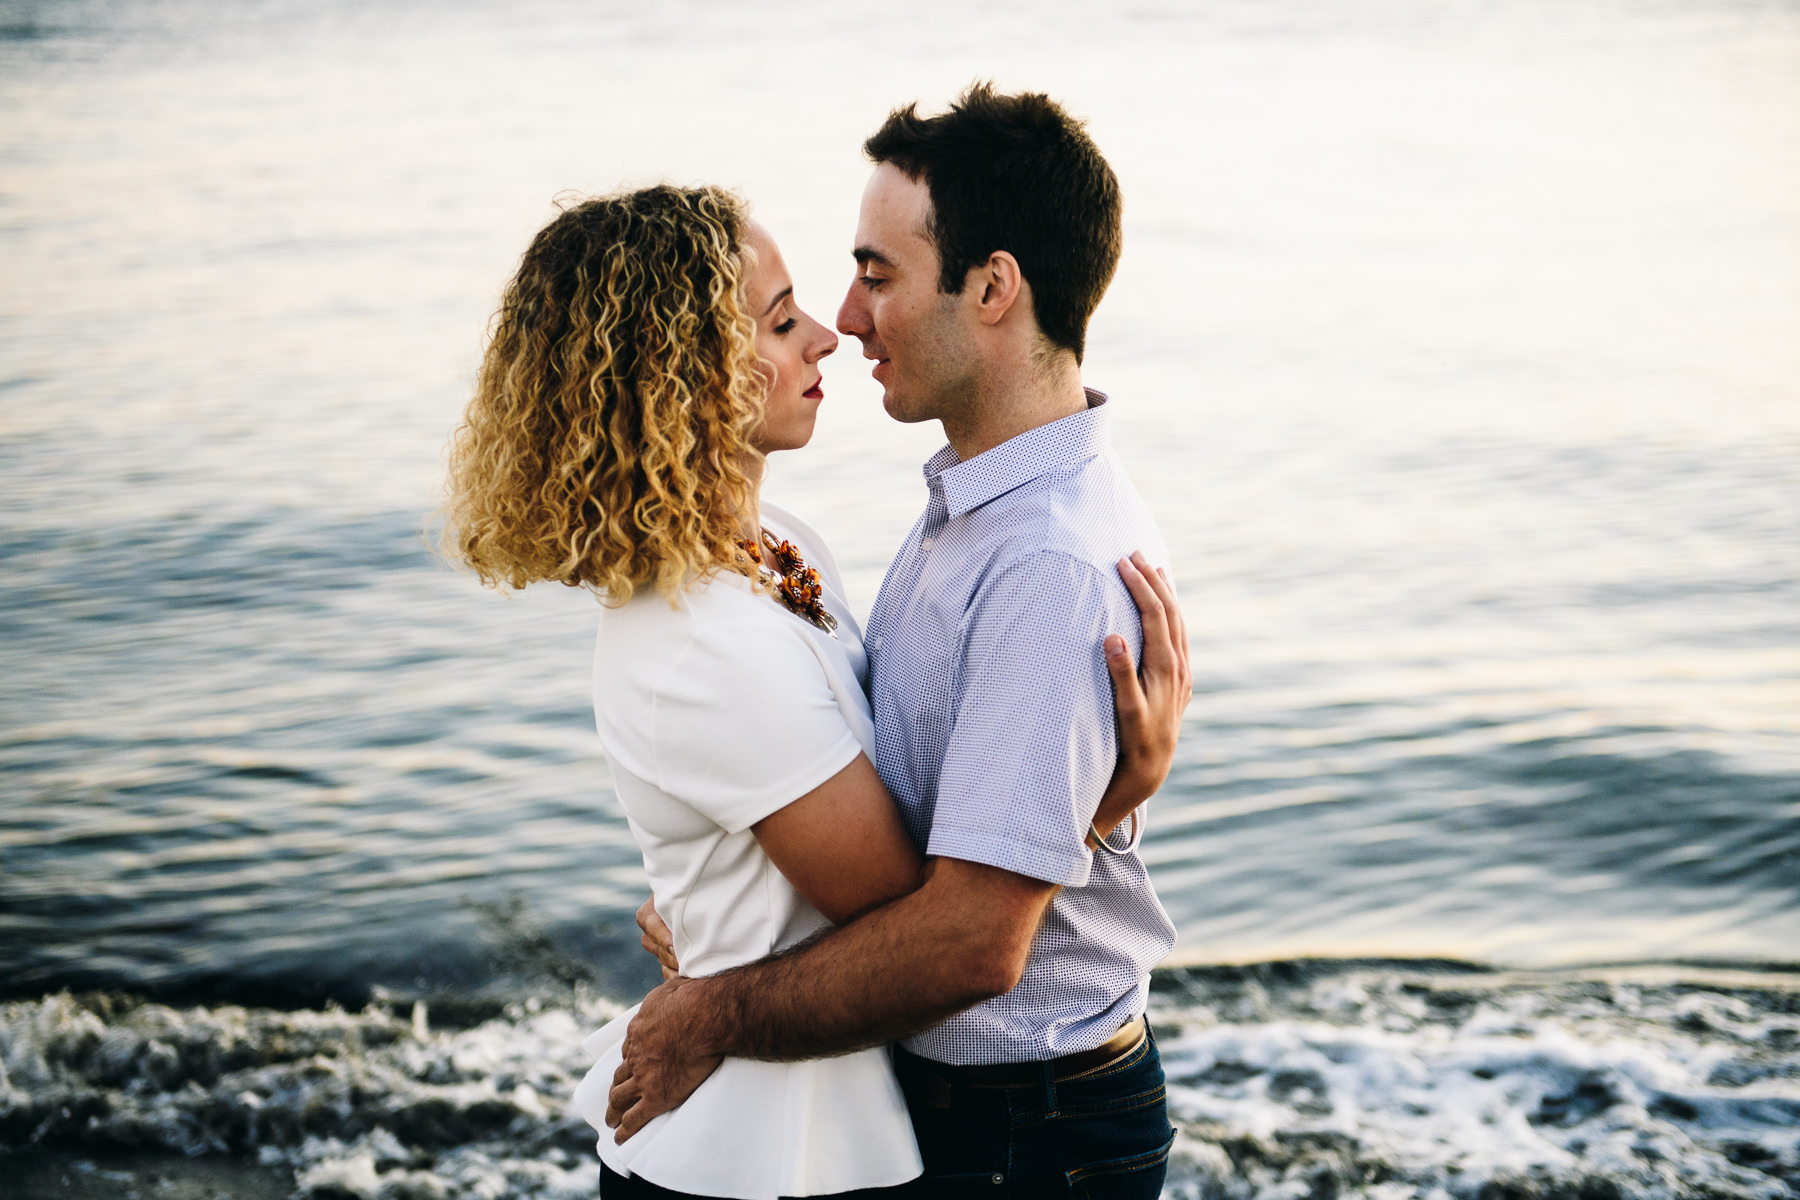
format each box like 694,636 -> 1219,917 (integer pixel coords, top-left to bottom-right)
928,552 -> 1138,887
649,616 -> 864,834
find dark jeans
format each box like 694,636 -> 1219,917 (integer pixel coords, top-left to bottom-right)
600,1162 -> 911,1199
893,1024 -> 1175,1198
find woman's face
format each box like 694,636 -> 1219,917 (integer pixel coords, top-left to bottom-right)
743,222 -> 838,456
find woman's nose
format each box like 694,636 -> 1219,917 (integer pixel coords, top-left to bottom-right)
808,322 -> 838,363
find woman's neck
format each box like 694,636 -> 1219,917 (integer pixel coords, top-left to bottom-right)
733,452 -> 767,543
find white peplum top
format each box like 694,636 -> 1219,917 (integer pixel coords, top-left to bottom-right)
570,500 -> 921,1199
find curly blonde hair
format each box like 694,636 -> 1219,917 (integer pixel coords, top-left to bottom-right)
441,184 -> 765,603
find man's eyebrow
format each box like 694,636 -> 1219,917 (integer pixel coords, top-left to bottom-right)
761,285 -> 793,317
851,246 -> 894,268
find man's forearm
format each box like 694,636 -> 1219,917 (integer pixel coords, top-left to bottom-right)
682,858 -> 1051,1061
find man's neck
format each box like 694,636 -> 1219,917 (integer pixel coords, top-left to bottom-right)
940,351 -> 1089,462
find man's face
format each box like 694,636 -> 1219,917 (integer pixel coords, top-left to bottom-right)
836,164 -> 978,426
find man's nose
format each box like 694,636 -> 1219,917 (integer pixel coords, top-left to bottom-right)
836,286 -> 869,339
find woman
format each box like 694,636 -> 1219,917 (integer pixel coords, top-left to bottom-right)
442,185 -> 1185,1199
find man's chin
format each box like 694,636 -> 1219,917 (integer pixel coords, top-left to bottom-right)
881,389 -> 931,425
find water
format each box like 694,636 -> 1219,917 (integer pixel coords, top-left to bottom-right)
2,964 -> 1797,1197
2,0 -> 1797,1193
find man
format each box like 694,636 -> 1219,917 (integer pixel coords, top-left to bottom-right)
608,84 -> 1187,1195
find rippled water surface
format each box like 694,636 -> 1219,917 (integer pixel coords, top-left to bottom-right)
1,0 -> 1797,1004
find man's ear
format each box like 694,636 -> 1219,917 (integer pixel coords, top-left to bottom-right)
970,251 -> 1024,327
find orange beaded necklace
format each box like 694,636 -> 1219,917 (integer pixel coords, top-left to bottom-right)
738,530 -> 839,635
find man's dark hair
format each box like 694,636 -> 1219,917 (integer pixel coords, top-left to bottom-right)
864,83 -> 1122,363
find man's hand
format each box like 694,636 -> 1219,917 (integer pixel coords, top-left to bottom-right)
636,897 -> 678,981
1091,552 -> 1191,844
605,974 -> 722,1143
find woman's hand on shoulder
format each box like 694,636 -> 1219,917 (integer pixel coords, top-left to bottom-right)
1092,552 -> 1190,846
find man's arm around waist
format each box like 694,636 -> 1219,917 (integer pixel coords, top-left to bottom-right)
604,854 -> 1055,1142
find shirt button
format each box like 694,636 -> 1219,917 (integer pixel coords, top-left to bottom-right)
990,1173 -> 1004,1185
921,537 -> 935,551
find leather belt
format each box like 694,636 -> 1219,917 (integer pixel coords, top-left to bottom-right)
898,1017 -> 1148,1094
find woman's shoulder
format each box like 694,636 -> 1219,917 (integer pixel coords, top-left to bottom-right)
608,562 -> 819,626
591,576 -> 821,781
759,499 -> 847,594
593,568 -> 829,704
592,564 -> 864,831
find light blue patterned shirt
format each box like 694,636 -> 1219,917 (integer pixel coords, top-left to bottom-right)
866,390 -> 1178,1066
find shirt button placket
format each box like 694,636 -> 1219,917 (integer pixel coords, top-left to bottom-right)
909,482 -> 948,580
892,485 -> 946,660
922,480 -> 948,549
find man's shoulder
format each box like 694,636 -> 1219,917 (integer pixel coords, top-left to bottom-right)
975,449 -> 1166,579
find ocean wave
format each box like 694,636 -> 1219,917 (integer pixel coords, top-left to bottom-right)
0,987 -> 621,1199
3,962 -> 1797,1198
1152,961 -> 1800,1199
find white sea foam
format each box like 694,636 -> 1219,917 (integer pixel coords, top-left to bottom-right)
2,965 -> 1796,1198
1152,964 -> 1800,1198
0,988 -> 621,1199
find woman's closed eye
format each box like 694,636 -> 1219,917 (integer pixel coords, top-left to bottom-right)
774,316 -> 798,335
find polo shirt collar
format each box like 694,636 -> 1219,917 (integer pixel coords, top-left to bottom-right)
924,389 -> 1112,519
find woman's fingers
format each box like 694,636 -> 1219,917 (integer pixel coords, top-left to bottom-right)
1141,557 -> 1179,622
1121,553 -> 1179,682
1105,634 -> 1146,721
1157,566 -> 1191,692
1118,554 -> 1186,707
1116,554 -> 1170,650
1112,553 -> 1191,794
1148,572 -> 1190,733
1116,555 -> 1173,696
1099,554 -> 1191,826
1136,554 -> 1183,674
636,897 -> 679,973
1091,556 -> 1194,853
